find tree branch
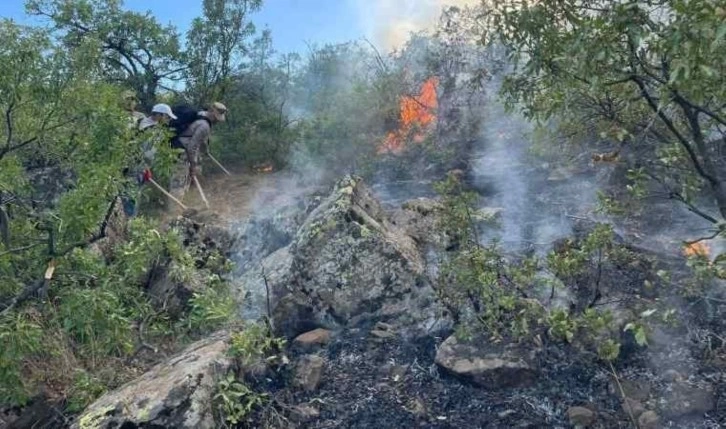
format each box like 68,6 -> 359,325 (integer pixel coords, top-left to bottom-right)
4,100 -> 14,148
55,195 -> 119,257
0,243 -> 43,258
631,75 -> 719,187
684,231 -> 720,246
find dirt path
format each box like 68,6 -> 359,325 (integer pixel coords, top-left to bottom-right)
178,162 -> 320,228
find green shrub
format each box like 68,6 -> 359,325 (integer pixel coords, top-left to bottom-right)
0,310 -> 44,406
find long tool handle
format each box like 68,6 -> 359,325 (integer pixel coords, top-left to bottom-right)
192,176 -> 210,209
148,177 -> 188,210
208,153 -> 231,176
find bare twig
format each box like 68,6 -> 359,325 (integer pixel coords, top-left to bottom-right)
261,266 -> 272,322
0,242 -> 43,258
684,231 -> 721,246
610,361 -> 640,429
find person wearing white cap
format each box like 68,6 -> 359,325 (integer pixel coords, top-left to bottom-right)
138,103 -> 177,131
121,103 -> 178,217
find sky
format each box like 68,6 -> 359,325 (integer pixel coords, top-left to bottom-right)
0,0 -> 479,53
0,0 -> 363,54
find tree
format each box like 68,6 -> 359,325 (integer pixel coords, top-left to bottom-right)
482,0 -> 726,229
185,0 -> 263,103
0,18 -> 190,405
27,0 -> 185,108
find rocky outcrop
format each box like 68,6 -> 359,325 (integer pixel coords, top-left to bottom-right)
236,176 -> 451,339
73,332 -> 231,429
434,334 -> 539,388
232,195 -> 322,274
389,198 -> 445,246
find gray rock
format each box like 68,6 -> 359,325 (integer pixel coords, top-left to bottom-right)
232,196 -> 321,275
243,176 -> 451,338
290,404 -> 320,423
660,383 -> 714,417
621,397 -> 646,419
73,332 -> 231,429
566,406 -> 596,427
390,198 -> 445,245
294,355 -> 325,392
234,245 -> 296,321
434,334 -> 538,388
638,410 -> 660,429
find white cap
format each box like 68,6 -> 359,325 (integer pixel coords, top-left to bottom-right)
151,103 -> 177,120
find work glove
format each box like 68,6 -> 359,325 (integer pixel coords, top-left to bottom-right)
139,168 -> 153,183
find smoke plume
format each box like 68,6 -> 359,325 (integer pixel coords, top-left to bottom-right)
354,0 -> 480,51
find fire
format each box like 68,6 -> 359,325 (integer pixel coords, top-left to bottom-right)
253,163 -> 274,173
683,242 -> 710,258
379,77 -> 439,154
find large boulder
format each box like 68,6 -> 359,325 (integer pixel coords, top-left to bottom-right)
389,198 -> 446,248
237,176 -> 451,339
72,332 -> 231,429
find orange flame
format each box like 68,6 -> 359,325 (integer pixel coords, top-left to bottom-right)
379,77 -> 439,154
683,242 -> 710,258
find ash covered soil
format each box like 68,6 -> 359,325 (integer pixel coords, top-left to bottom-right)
257,329 -> 623,429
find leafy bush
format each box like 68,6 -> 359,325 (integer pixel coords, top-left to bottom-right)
434,174 -> 662,362
57,287 -> 134,359
0,310 -> 44,405
185,277 -> 236,333
227,322 -> 286,366
214,372 -> 267,426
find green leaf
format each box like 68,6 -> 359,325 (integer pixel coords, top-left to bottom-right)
634,326 -> 648,347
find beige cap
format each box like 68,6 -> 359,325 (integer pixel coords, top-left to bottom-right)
211,102 -> 227,121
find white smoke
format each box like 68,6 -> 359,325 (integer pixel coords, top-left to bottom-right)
352,0 -> 480,51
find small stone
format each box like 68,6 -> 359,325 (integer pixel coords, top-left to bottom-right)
662,369 -> 683,383
293,329 -> 332,350
379,363 -> 407,381
566,406 -> 596,427
370,322 -> 397,339
406,398 -> 427,417
290,404 -> 320,423
294,355 -> 325,392
638,411 -> 660,429
621,397 -> 646,419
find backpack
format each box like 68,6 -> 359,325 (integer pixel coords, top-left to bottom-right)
169,105 -> 211,149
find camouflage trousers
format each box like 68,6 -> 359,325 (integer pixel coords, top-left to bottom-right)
168,159 -> 192,216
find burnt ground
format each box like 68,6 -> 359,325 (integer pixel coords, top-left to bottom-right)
247,323 -> 725,429
246,324 -> 623,429
251,329 -> 624,429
